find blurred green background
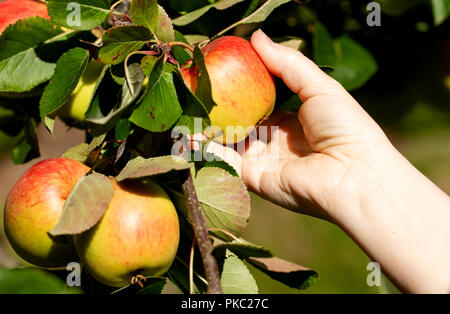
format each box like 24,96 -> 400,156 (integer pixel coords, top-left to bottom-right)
0,0 -> 449,293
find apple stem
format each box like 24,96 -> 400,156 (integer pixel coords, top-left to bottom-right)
167,41 -> 195,54
181,171 -> 223,294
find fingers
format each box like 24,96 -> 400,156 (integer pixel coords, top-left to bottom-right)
250,29 -> 348,101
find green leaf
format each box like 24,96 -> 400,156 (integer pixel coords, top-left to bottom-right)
192,45 -> 217,113
313,24 -> 377,91
49,172 -> 114,236
173,0 -> 246,26
46,0 -> 110,30
129,70 -> 183,132
194,167 -> 251,237
39,47 -> 89,132
214,238 -> 272,258
174,75 -> 211,133
0,268 -> 81,294
140,55 -> 165,85
431,0 -> 450,25
62,143 -> 90,163
11,119 -> 39,164
130,0 -> 159,31
203,159 -> 238,177
117,155 -> 192,181
115,119 -> 132,140
216,0 -> 292,35
0,17 -> 63,92
137,277 -> 167,294
97,26 -> 154,65
220,250 -> 258,294
312,23 -> 336,68
172,31 -> 192,66
130,1 -> 174,42
86,63 -> 146,129
247,256 -> 318,290
155,5 -> 175,42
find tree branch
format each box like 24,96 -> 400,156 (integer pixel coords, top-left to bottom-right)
181,170 -> 223,294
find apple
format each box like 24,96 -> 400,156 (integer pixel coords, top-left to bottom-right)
74,179 -> 180,287
4,158 -> 90,268
181,36 -> 276,144
58,59 -> 105,121
0,0 -> 50,35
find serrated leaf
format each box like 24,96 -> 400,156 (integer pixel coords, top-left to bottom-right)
97,26 -> 154,65
220,250 -> 258,294
0,268 -> 81,294
130,0 -> 159,31
47,0 -> 110,30
130,1 -> 174,42
216,0 -> 292,35
129,70 -> 183,132
248,256 -> 318,290
0,17 -> 62,92
49,172 -> 114,236
192,45 -> 217,113
39,47 -> 89,132
154,5 -> 175,42
194,167 -> 250,237
173,0 -> 246,26
117,155 -> 192,181
313,23 -> 377,91
203,159 -> 238,177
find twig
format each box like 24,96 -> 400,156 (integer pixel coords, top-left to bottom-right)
189,237 -> 196,294
181,170 -> 223,294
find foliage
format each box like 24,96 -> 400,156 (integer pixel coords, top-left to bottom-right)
0,0 -> 448,294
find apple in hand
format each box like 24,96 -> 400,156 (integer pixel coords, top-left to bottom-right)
181,36 -> 276,144
0,0 -> 50,35
4,158 -> 90,268
74,179 -> 180,287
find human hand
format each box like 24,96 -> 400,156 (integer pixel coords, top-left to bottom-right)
237,29 -> 398,221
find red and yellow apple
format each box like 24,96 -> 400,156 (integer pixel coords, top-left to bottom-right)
74,179 -> 180,287
0,0 -> 50,35
181,36 -> 276,144
4,158 -> 89,268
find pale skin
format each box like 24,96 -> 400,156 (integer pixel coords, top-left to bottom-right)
222,30 -> 450,293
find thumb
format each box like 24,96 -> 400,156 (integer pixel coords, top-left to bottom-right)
250,29 -> 347,102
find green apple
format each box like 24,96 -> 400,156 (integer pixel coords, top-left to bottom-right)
59,59 -> 105,121
74,179 -> 180,287
4,158 -> 90,268
181,36 -> 276,144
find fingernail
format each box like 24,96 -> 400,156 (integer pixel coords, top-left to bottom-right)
256,29 -> 272,43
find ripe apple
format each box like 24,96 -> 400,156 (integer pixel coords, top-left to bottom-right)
74,179 -> 180,287
0,0 -> 50,35
4,158 -> 90,268
58,59 -> 105,121
181,36 -> 276,144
